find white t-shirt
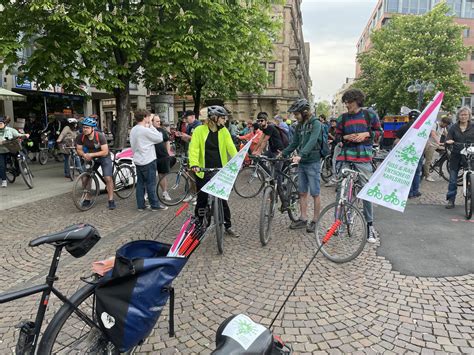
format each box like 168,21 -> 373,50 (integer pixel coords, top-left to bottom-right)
130,125 -> 163,166
427,121 -> 447,148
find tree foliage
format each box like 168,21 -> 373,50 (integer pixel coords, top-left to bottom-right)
0,0 -> 280,146
314,100 -> 331,118
355,3 -> 469,115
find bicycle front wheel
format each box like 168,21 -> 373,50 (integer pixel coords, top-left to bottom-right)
315,202 -> 367,263
465,173 -> 473,220
73,172 -> 99,211
214,198 -> 224,254
39,283 -> 134,354
234,166 -> 265,198
321,156 -> 332,183
157,171 -> 190,206
114,164 -> 136,199
39,150 -> 48,165
19,159 -> 34,189
259,186 -> 275,246
287,176 -> 300,223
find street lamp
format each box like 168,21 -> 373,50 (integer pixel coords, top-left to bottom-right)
407,80 -> 435,111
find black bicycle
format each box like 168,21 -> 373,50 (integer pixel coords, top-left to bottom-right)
62,146 -> 84,181
4,137 -> 34,189
429,146 -> 463,186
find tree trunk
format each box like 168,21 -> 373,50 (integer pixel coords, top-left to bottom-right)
113,81 -> 130,149
193,86 -> 202,120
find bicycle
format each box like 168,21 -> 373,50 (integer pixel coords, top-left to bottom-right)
38,132 -> 62,165
62,146 -> 84,181
429,146 -> 463,186
451,142 -> 474,219
0,224 -> 291,354
3,137 -> 34,189
72,151 -> 136,211
250,155 -> 300,246
315,163 -> 367,263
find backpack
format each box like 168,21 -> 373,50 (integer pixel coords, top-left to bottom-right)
274,125 -> 289,148
319,123 -> 330,158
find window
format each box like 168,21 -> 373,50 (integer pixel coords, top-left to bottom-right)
470,52 -> 474,60
469,73 -> 474,82
464,0 -> 474,18
261,62 -> 277,86
386,0 -> 399,13
463,28 -> 470,38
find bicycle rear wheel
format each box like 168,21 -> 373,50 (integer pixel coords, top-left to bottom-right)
465,173 -> 473,220
73,172 -> 99,211
315,201 -> 367,263
214,198 -> 224,254
259,186 -> 275,246
157,171 -> 190,206
321,156 -> 332,183
19,159 -> 34,189
113,164 -> 136,199
234,166 -> 265,198
6,158 -> 16,183
287,176 -> 300,223
68,154 -> 76,181
39,150 -> 48,165
442,157 -> 463,186
39,283 -> 134,354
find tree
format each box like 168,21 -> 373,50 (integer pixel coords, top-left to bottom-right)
144,2 -> 279,117
0,0 -> 279,147
314,100 -> 331,118
355,3 -> 469,115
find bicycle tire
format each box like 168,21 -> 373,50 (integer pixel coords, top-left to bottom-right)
38,283 -> 134,354
19,158 -> 34,189
68,154 -> 76,181
214,198 -> 224,254
234,166 -> 265,198
73,172 -> 99,211
259,186 -> 275,246
320,156 -> 332,183
113,164 -> 136,199
6,159 -> 16,183
465,173 -> 473,220
287,176 -> 300,223
315,201 -> 367,263
157,171 -> 190,206
39,150 -> 48,165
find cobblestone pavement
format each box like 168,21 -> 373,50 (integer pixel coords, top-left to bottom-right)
0,175 -> 472,354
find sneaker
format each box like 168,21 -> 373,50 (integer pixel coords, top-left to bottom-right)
192,196 -> 198,206
162,191 -> 172,201
425,176 -> 435,182
81,200 -> 91,208
108,200 -> 116,210
408,192 -> 422,199
225,228 -> 240,238
290,219 -> 307,230
324,179 -> 336,187
138,208 -> 146,211
151,204 -> 168,211
306,221 -> 316,233
1,180 -> 7,188
445,200 -> 455,209
367,225 -> 378,243
183,195 -> 193,202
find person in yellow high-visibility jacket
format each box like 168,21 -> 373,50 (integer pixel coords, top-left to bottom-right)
188,106 -> 240,238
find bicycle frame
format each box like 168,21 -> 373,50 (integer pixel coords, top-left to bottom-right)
0,245 -> 97,354
461,144 -> 474,196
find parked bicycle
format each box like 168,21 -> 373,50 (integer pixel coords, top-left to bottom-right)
248,155 -> 300,246
0,224 -> 291,354
62,146 -> 84,181
4,137 -> 34,189
72,151 -> 136,211
315,163 -> 367,263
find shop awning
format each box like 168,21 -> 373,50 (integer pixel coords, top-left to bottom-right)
0,88 -> 26,102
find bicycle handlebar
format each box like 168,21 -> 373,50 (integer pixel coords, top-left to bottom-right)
248,154 -> 290,162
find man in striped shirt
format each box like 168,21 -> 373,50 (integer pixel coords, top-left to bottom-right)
335,89 -> 383,243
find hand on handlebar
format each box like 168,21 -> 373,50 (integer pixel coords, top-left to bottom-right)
190,166 -> 201,173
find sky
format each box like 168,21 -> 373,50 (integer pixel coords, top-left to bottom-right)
301,0 -> 379,102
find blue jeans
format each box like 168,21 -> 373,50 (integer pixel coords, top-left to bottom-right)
337,161 -> 374,224
408,158 -> 423,197
446,155 -> 463,202
63,153 -> 83,177
135,160 -> 159,209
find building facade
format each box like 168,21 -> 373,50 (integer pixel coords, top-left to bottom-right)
331,78 -> 354,118
356,0 -> 474,109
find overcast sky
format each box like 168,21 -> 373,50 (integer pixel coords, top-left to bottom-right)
301,0 -> 379,102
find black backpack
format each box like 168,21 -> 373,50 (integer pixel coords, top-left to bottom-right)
274,125 -> 290,148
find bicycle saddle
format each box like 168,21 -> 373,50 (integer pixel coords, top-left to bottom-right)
29,224 -> 99,247
211,314 -> 274,355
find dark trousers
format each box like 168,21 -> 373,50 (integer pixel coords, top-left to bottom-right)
195,172 -> 231,229
409,158 -> 423,197
0,153 -> 8,180
446,154 -> 463,202
135,160 -> 159,209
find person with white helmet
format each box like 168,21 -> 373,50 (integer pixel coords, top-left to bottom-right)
57,118 -> 82,179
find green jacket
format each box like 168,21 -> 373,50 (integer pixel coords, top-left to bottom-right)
282,116 -> 322,163
0,126 -> 23,154
188,124 -> 238,179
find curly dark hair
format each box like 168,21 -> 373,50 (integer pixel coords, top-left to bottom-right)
341,89 -> 365,107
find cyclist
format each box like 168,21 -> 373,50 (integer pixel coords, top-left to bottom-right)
75,117 -> 116,210
0,116 -> 30,188
423,115 -> 451,182
57,118 -> 82,179
335,89 -> 383,243
445,106 -> 474,209
281,98 -> 323,232
188,105 -> 240,238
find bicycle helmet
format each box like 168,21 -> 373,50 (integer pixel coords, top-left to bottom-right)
67,118 -> 78,124
288,99 -> 311,113
207,106 -> 228,118
81,116 -> 97,127
408,109 -> 421,120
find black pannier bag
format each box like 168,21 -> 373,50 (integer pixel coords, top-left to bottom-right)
95,240 -> 188,352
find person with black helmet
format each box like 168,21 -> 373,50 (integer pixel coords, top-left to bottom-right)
281,98 -> 323,232
394,109 -> 423,199
188,105 -> 240,238
335,89 -> 383,243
